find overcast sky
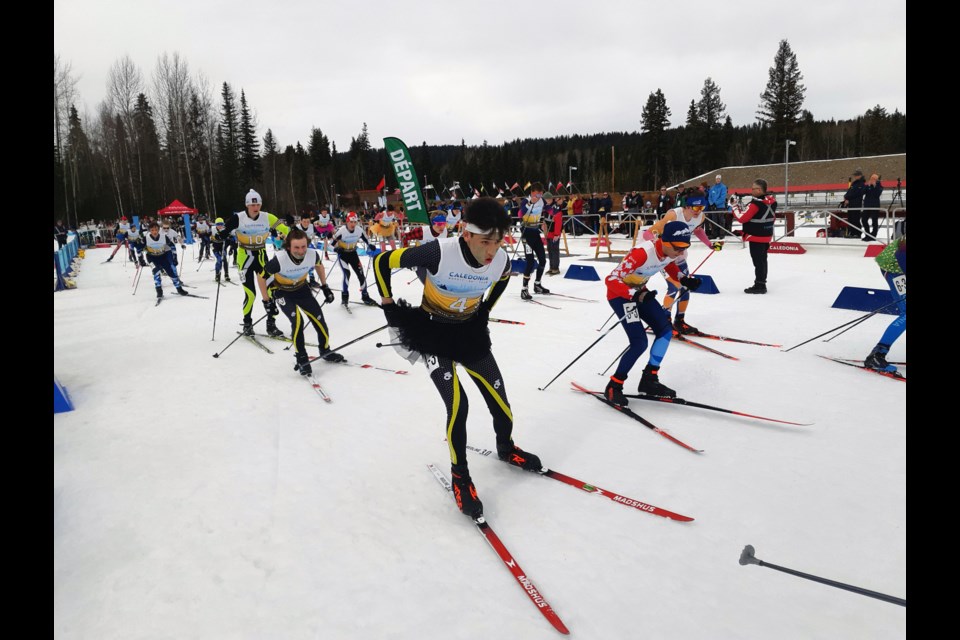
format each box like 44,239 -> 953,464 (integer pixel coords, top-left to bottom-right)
54,0 -> 906,151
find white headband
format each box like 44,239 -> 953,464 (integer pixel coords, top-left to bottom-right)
464,222 -> 494,235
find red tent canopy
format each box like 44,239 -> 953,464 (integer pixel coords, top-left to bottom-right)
157,199 -> 199,216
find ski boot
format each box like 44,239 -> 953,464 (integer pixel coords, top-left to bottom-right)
637,364 -> 676,398
242,318 -> 254,336
497,443 -> 543,472
320,347 -> 345,363
604,376 -> 629,407
451,464 -> 483,519
361,291 -> 378,306
265,317 -> 285,338
520,288 -> 533,301
673,315 -> 700,336
864,346 -> 897,373
294,352 -> 312,376
341,292 -> 350,307
176,286 -> 189,296
534,282 -> 550,295
155,286 -> 163,299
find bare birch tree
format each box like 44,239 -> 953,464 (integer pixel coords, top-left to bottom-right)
54,55 -> 79,226
153,52 -> 197,206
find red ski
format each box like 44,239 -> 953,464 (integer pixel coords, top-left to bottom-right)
427,464 -> 570,635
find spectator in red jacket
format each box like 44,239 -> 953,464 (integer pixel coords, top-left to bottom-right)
732,179 -> 777,294
543,194 -> 564,274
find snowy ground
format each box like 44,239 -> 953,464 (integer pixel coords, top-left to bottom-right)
54,235 -> 906,639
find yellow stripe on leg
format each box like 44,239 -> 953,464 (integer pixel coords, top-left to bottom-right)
464,366 -> 513,422
446,367 -> 461,465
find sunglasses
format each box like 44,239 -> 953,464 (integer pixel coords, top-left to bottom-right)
666,242 -> 690,251
690,205 -> 705,212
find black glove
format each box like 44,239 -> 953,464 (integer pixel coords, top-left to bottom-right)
382,303 -> 401,327
633,289 -> 657,304
680,276 -> 701,292
263,298 -> 278,315
475,303 -> 490,324
322,285 -> 334,304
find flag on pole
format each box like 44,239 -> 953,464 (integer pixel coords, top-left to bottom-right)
374,176 -> 386,192
547,181 -> 553,190
510,182 -> 519,191
424,184 -> 434,190
523,181 -> 531,191
474,186 -> 481,198
480,184 -> 485,193
383,137 -> 428,223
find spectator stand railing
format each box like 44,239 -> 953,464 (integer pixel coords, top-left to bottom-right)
54,232 -> 80,291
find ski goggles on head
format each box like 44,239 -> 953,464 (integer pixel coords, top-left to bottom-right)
685,196 -> 707,211
665,241 -> 690,251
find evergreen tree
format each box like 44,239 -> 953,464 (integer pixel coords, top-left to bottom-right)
217,82 -> 241,205
262,129 -> 280,208
132,93 -> 163,212
239,89 -> 262,187
757,39 -> 807,147
697,77 -> 727,170
640,89 -> 671,188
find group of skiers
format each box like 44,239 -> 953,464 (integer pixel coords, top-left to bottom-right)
102,185 -> 905,520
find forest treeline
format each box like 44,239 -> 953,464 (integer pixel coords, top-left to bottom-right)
54,40 -> 904,224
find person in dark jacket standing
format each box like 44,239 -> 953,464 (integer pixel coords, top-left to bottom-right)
842,169 -> 867,238
55,220 -> 69,249
733,179 -> 777,294
656,186 -> 673,218
862,173 -> 884,241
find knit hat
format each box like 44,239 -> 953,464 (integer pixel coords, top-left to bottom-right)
245,189 -> 263,206
661,220 -> 692,246
431,214 -> 447,225
346,212 -> 358,223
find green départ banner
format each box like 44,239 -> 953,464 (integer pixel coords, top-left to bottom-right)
383,137 -> 429,224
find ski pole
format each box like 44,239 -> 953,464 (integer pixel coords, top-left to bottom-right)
739,545 -> 905,607
212,312 -> 269,358
782,296 -> 905,352
132,263 -> 144,295
539,315 -> 628,391
328,324 -> 389,355
823,312 -> 875,343
211,275 -> 222,341
596,310 -> 616,331
196,255 -> 207,272
598,345 -> 629,376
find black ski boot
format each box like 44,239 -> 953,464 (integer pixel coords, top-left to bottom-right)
864,345 -> 896,373
361,291 -> 378,306
637,364 -> 676,398
673,315 -> 700,335
604,376 -> 629,407
744,282 -> 767,294
224,273 -> 231,282
155,286 -> 163,299
242,318 -> 254,336
451,464 -> 483,519
176,286 -> 189,296
294,352 -> 312,376
139,256 -> 147,267
520,288 -> 533,300
320,348 -> 345,363
497,443 -> 543,472
265,317 -> 284,337
534,282 -> 550,295
341,292 -> 349,307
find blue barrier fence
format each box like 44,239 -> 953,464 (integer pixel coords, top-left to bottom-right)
54,233 -> 79,291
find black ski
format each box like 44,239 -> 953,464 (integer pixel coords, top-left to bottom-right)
570,381 -> 703,453
623,394 -> 811,426
818,356 -> 905,381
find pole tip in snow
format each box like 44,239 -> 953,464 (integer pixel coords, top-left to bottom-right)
739,545 -> 760,566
